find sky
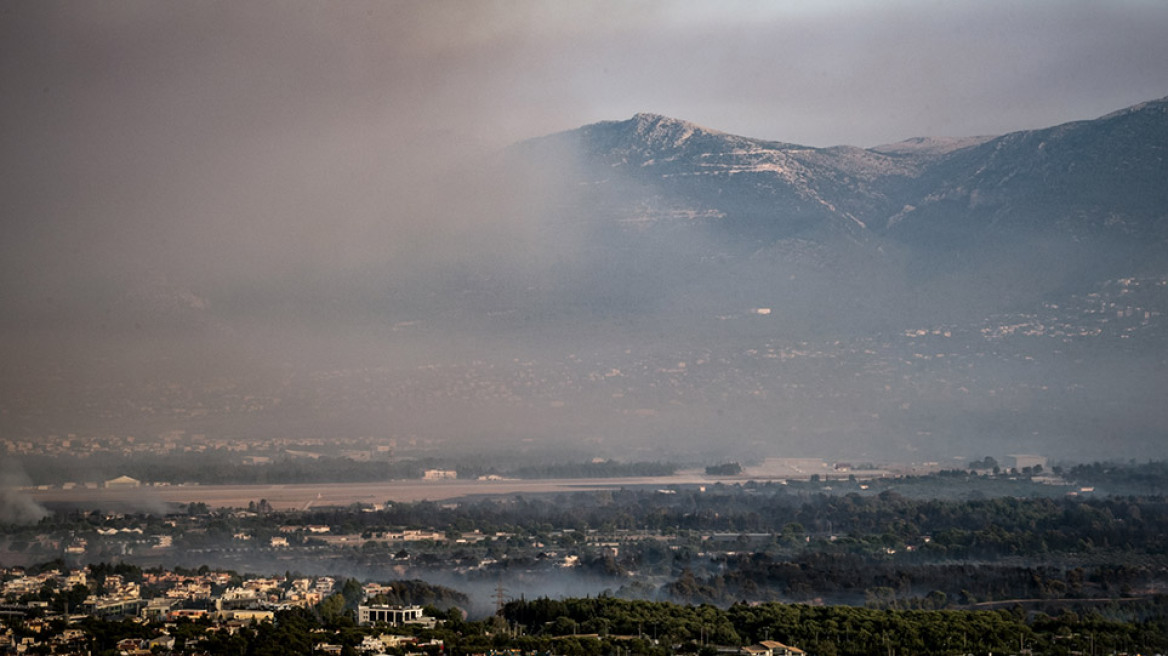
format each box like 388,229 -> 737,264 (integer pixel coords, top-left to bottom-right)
1,1 -> 1167,459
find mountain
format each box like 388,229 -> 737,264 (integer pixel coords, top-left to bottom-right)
517,112 -> 919,243
508,97 -> 1168,326
520,97 -> 1168,245
886,96 -> 1168,250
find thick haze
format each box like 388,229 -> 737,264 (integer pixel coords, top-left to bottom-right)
3,1 -> 1168,462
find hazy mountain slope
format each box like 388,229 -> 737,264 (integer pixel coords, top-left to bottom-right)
518,112 -> 924,244
509,96 -> 1168,327
522,97 -> 1168,253
887,95 -> 1168,249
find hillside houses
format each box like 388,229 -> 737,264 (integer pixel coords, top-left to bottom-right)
0,564 -> 447,653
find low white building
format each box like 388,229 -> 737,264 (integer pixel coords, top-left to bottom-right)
357,604 -> 425,627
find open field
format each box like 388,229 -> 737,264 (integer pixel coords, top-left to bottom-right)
24,459 -> 915,511
29,475 -> 710,511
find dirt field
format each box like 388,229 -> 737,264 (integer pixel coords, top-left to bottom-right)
27,459 -> 897,511
28,475 -> 714,511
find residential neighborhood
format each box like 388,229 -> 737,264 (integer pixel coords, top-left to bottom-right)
0,562 -> 448,654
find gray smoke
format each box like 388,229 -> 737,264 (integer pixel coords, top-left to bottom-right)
0,461 -> 50,525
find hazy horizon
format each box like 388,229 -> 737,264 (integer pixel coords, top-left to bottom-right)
3,2 -> 1168,466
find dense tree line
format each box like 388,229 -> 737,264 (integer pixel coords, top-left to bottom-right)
285,486 -> 1168,558
661,552 -> 1158,607
502,596 -> 1168,656
365,579 -> 469,609
274,488 -> 1168,609
27,594 -> 1168,656
1069,461 -> 1168,493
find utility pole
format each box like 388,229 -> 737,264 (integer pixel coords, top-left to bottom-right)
492,580 -> 507,633
493,580 -> 506,615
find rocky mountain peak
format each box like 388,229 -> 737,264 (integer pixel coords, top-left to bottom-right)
618,113 -> 723,152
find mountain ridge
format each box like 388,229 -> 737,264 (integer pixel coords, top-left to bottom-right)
490,96 -> 1168,340
519,96 -> 1168,252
